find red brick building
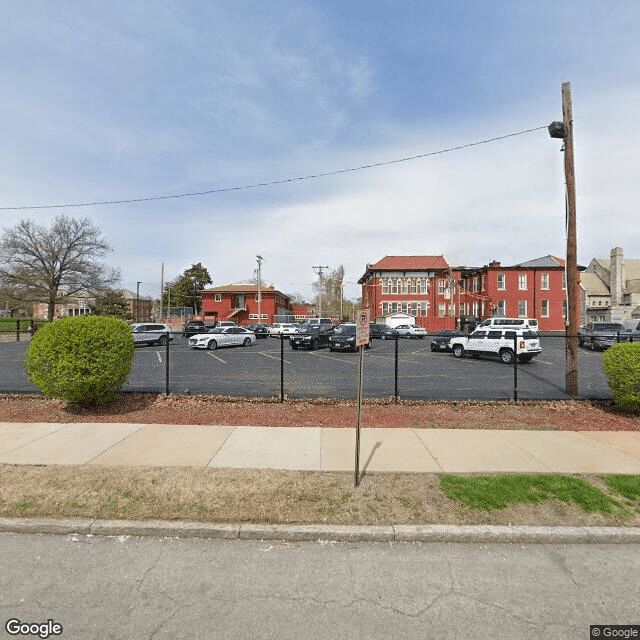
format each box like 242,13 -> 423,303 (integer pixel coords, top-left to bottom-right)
359,255 -> 580,333
201,284 -> 294,326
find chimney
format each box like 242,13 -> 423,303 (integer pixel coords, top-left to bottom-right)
610,247 -> 624,306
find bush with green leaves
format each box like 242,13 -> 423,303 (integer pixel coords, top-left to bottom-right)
602,341 -> 640,412
25,315 -> 134,405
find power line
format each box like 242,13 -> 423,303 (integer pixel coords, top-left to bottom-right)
1,125 -> 548,211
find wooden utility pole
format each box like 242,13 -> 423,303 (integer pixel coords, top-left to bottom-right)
563,83 -> 579,396
550,82 -> 579,395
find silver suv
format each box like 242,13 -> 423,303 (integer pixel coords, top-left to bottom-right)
449,327 -> 542,364
131,323 -> 174,347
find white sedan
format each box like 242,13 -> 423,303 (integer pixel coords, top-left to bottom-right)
394,324 -> 428,339
188,327 -> 256,350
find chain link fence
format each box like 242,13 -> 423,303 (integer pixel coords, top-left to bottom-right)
0,329 -> 626,402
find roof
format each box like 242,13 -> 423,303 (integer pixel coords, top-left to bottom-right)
368,255 -> 449,271
580,272 -> 610,296
594,258 -> 640,281
512,255 -> 565,268
204,284 -> 289,298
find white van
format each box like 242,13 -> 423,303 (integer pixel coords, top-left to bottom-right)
476,317 -> 539,331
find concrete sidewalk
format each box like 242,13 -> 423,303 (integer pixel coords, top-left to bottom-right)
1,422 -> 640,474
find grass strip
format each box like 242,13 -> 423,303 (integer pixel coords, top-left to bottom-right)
601,475 -> 640,501
440,474 -> 619,516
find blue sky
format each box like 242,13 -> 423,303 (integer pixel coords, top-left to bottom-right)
1,1 -> 639,301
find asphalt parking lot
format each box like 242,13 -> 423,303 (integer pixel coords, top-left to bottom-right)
0,334 -> 612,400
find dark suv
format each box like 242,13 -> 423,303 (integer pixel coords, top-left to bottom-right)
329,323 -> 371,352
183,320 -> 206,337
290,325 -> 334,350
369,324 -> 398,340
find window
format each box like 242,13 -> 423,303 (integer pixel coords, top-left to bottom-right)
382,279 -> 389,295
391,302 -> 398,313
401,302 -> 408,314
409,302 -> 418,316
541,299 -> 549,317
449,303 -> 455,316
518,274 -> 527,291
540,273 -> 549,290
214,294 -> 222,302
419,302 -> 429,317
382,302 -> 389,315
420,279 -> 429,294
410,280 -> 418,294
497,273 -> 506,290
438,303 -> 446,317
438,279 -> 446,294
401,279 -> 409,295
472,301 -> 479,316
518,300 -> 528,317
497,300 -> 506,315
391,279 -> 399,295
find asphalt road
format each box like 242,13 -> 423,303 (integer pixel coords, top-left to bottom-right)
0,334 -> 612,401
1,532 -> 638,639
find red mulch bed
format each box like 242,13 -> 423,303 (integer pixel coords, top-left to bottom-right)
1,394 -> 639,431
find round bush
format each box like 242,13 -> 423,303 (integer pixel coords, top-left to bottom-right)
25,315 -> 134,405
602,342 -> 640,412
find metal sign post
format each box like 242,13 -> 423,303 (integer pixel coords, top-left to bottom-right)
355,309 -> 370,487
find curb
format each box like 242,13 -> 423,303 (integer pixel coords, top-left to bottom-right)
1,518 -> 639,544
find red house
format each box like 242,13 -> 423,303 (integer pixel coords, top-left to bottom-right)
201,284 -> 294,326
359,255 -> 581,333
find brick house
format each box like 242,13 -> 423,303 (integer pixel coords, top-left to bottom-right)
465,256 -> 577,332
359,254 -> 579,333
201,284 -> 294,326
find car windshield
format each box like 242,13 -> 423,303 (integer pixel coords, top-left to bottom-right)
334,325 -> 355,335
596,324 -> 626,331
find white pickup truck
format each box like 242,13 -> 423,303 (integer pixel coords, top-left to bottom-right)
449,326 -> 542,364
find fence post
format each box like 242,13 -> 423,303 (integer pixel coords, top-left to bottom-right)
280,332 -> 285,403
394,334 -> 399,403
16,323 -> 20,341
165,334 -> 170,395
513,334 -> 518,403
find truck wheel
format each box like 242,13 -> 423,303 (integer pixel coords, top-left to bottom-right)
452,344 -> 465,358
500,348 -> 515,364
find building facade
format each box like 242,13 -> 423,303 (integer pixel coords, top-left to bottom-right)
201,284 -> 294,325
359,254 -> 578,332
582,247 -> 640,325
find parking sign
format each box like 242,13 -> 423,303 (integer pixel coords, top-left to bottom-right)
356,309 -> 370,347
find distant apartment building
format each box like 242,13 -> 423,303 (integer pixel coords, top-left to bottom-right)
359,254 -> 579,332
201,284 -> 294,325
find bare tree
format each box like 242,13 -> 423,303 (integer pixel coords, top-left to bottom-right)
0,215 -> 120,322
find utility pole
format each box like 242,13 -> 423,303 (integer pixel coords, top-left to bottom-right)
312,265 -> 329,318
549,81 -> 579,396
256,255 -> 264,322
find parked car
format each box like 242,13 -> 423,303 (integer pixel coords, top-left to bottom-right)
578,322 -> 633,350
269,323 -> 300,337
394,324 -> 428,339
430,329 -> 463,352
290,325 -> 334,350
369,324 -> 399,340
449,327 -> 542,364
188,326 -> 256,350
245,323 -> 270,338
131,323 -> 174,347
182,320 -> 206,337
328,323 -> 371,352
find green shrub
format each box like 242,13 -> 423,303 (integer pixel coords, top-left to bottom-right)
602,342 -> 640,412
25,315 -> 134,405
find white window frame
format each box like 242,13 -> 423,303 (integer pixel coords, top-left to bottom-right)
540,273 -> 549,290
518,300 -> 528,317
497,274 -> 506,290
541,299 -> 550,317
518,274 -> 527,291
497,300 -> 506,316
214,294 -> 222,302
